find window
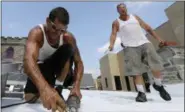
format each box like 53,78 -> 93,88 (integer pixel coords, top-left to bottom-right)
105,78 -> 108,88
114,76 -> 122,90
163,63 -> 171,67
125,76 -> 131,91
4,47 -> 14,59
176,52 -> 181,54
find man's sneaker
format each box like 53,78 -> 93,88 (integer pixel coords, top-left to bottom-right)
153,83 -> 171,101
136,92 -> 147,102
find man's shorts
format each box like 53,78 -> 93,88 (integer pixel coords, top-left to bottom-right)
123,42 -> 164,76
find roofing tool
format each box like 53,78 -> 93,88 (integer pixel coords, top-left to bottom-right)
159,41 -> 178,48
66,95 -> 81,112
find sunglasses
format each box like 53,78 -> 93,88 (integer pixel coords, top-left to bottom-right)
50,21 -> 67,33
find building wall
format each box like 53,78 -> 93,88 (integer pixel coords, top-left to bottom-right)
100,55 -> 114,90
1,37 -> 27,43
1,44 -> 25,62
94,79 -> 98,89
165,2 -> 184,46
100,53 -> 123,91
147,21 -> 180,50
117,50 -> 127,91
147,2 -> 184,50
108,54 -> 121,90
80,73 -> 95,89
95,77 -> 103,90
1,37 -> 27,62
157,46 -> 184,83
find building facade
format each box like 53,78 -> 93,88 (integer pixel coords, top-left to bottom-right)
1,37 -> 27,62
99,54 -> 123,91
147,2 -> 184,49
94,76 -> 103,90
80,73 -> 96,90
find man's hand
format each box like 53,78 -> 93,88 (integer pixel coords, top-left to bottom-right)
108,44 -> 114,51
39,84 -> 67,112
158,38 -> 166,48
70,86 -> 82,99
156,37 -> 165,43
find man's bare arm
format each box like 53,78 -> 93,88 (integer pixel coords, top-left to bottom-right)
65,32 -> 84,88
134,15 -> 163,42
109,20 -> 119,47
23,27 -> 49,92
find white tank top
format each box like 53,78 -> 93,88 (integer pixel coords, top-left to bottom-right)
37,24 -> 64,62
117,14 -> 150,47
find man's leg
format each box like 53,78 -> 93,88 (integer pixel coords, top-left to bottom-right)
142,73 -> 151,93
44,44 -> 74,78
56,57 -> 74,88
24,44 -> 74,102
47,44 -> 74,86
151,70 -> 162,86
57,59 -> 71,82
134,75 -> 147,102
143,43 -> 171,101
46,44 -> 75,98
24,63 -> 54,102
124,47 -> 147,102
134,75 -> 145,93
55,59 -> 74,99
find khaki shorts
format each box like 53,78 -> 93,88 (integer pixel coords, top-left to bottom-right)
123,43 -> 164,76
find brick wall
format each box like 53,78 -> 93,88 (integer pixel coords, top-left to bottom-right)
1,37 -> 26,62
157,46 -> 184,84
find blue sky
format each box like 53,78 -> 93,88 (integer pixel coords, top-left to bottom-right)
2,2 -> 174,78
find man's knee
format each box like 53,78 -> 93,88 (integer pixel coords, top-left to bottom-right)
58,44 -> 74,56
63,71 -> 74,88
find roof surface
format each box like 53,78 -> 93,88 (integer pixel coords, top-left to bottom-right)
1,83 -> 184,112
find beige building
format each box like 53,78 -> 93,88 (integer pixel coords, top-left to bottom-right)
99,54 -> 122,91
99,52 -> 147,92
94,76 -> 103,90
147,2 -> 184,49
99,2 -> 184,92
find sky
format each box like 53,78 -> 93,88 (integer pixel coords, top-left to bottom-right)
2,1 -> 174,78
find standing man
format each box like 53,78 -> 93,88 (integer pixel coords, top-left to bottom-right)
108,3 -> 171,102
23,7 -> 84,111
